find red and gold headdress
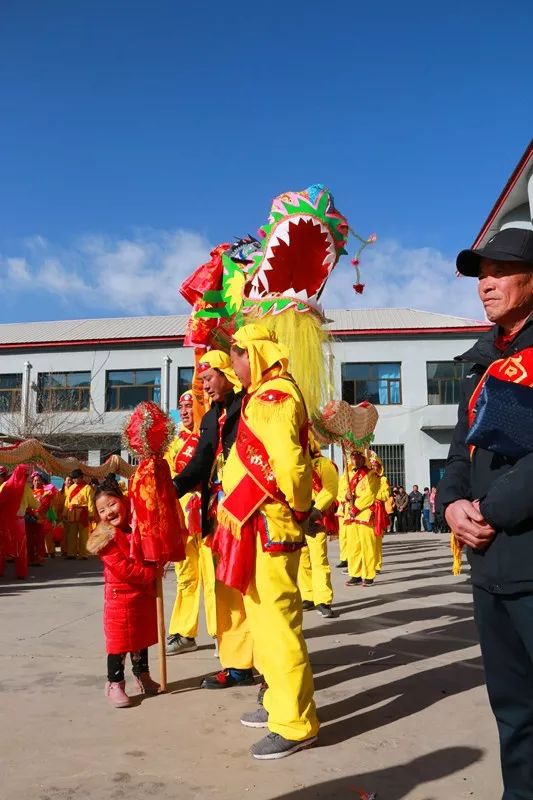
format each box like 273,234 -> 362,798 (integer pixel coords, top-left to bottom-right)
123,402 -> 186,564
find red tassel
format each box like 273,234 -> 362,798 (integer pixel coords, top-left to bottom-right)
353,283 -> 365,294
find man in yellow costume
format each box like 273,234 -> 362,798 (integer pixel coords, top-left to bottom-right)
64,469 -> 95,559
214,323 -> 319,760
298,438 -> 338,619
172,353 -> 255,689
344,450 -> 380,587
165,390 -> 217,655
367,451 -> 391,574
335,456 -> 354,570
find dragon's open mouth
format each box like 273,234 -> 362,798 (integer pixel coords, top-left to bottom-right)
248,214 -> 337,303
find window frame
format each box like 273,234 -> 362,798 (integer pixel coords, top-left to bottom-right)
0,373 -> 23,413
177,366 -> 194,403
372,443 -> 405,488
105,368 -> 162,412
426,360 -> 471,405
37,371 -> 91,413
341,362 -> 402,406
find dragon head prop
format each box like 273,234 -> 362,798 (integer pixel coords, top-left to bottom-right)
242,183 -> 348,317
178,184 -> 375,417
216,184 -> 349,322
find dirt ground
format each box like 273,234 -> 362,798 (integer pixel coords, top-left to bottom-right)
0,533 -> 499,800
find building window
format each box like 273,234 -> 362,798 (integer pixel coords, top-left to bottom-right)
178,366 -> 194,401
0,374 -> 23,412
341,363 -> 401,405
372,444 -> 405,488
106,369 -> 161,411
37,371 -> 91,412
427,361 -> 471,405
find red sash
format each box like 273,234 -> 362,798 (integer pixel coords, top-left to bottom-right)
220,410 -> 287,527
174,429 -> 200,474
468,349 -> 533,423
214,384 -> 309,593
372,500 -> 388,537
69,482 -> 86,502
345,467 -> 373,526
68,482 -> 89,525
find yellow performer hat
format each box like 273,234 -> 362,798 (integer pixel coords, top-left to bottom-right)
232,323 -> 289,393
198,349 -> 241,390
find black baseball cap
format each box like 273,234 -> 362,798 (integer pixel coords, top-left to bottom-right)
456,228 -> 533,277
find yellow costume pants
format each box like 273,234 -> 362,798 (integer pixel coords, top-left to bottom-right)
346,521 -> 361,577
339,521 -> 348,562
169,535 -> 217,638
347,522 -> 377,581
375,536 -> 383,572
216,580 -> 254,670
243,536 -> 319,742
297,533 -> 333,605
66,522 -> 89,558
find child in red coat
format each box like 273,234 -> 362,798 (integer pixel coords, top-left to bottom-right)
88,482 -> 160,708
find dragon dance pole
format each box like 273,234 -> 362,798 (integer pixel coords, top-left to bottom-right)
156,576 -> 168,692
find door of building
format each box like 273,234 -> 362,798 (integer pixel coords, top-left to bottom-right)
429,459 -> 447,488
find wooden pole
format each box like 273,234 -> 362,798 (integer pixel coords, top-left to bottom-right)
156,576 -> 167,692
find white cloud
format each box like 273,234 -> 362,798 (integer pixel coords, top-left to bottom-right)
321,239 -> 485,321
6,257 -> 31,283
0,231 -> 485,322
0,229 -> 211,317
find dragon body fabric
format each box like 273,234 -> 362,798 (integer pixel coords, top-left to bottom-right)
180,184 -> 353,418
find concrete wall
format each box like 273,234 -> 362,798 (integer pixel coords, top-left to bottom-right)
0,344 -> 195,441
330,334 -> 478,488
1,332 -> 480,484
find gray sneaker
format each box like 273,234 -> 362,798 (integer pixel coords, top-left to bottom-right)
240,706 -> 268,728
315,603 -> 335,619
250,732 -> 318,760
166,634 -> 198,655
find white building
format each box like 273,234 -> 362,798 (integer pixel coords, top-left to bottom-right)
472,138 -> 533,244
0,308 -> 489,489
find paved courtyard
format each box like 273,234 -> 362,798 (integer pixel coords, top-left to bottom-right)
1,533 -> 499,800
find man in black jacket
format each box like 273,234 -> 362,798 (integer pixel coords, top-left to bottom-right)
407,485 -> 423,531
173,350 -> 254,690
438,228 -> 533,800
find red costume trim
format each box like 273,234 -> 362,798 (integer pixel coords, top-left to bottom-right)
174,429 -> 200,474
213,382 -> 309,593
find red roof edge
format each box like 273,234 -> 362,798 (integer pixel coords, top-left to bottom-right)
472,139 -> 533,248
331,325 -> 491,336
0,334 -> 185,351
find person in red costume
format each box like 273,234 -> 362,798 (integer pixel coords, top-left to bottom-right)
0,465 -> 31,579
87,482 -> 161,709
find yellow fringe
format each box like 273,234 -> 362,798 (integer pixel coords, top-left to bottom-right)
252,394 -> 296,426
217,505 -> 243,540
450,532 -> 463,575
247,311 -> 331,419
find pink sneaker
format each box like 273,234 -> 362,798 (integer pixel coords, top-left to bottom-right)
133,672 -> 161,695
105,680 -> 132,708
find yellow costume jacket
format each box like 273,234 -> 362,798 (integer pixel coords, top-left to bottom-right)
337,462 -> 355,522
64,483 -> 95,524
376,475 -> 391,504
221,374 -> 312,548
312,456 -> 338,513
17,484 -> 38,517
347,467 -> 381,527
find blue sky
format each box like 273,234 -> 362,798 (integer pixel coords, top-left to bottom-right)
0,0 -> 531,323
